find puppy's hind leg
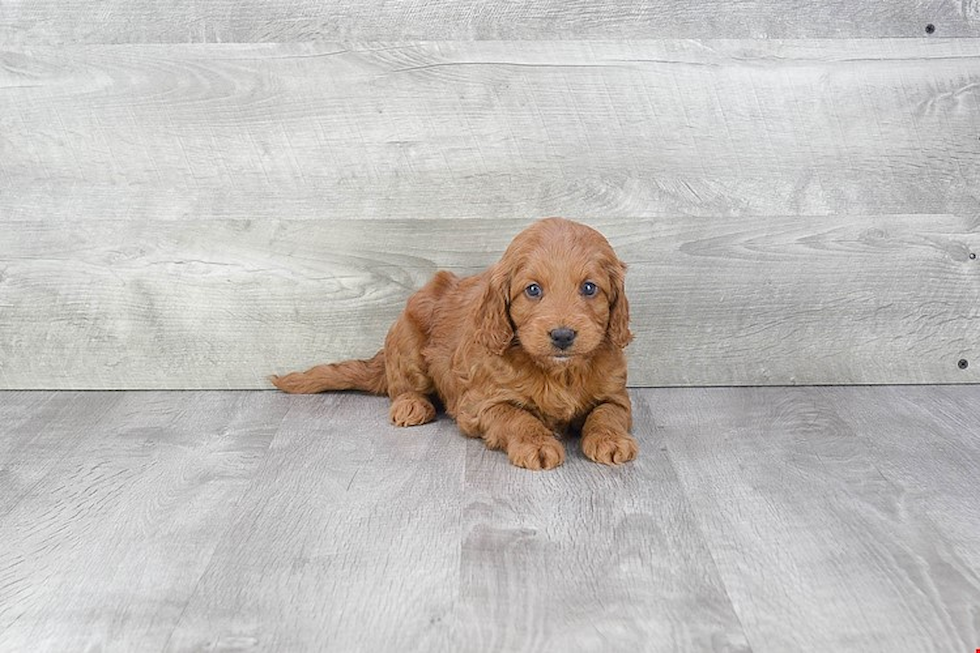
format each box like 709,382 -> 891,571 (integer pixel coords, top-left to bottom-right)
383,313 -> 437,427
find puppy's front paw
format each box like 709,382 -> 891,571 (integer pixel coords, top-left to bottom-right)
507,436 -> 565,471
582,431 -> 638,465
389,393 -> 436,427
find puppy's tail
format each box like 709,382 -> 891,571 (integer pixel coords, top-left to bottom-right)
270,350 -> 387,395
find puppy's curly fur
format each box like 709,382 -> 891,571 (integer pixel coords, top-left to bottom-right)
271,218 -> 637,470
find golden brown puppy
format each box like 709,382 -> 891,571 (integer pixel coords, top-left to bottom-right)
271,218 -> 637,470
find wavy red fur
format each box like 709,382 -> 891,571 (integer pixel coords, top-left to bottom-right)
271,218 -> 637,470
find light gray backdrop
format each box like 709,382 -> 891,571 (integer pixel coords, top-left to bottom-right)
1,3 -> 978,388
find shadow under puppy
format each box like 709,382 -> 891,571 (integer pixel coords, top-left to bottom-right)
272,217 -> 637,470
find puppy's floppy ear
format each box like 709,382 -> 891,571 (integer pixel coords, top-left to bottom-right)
474,264 -> 514,355
607,259 -> 633,349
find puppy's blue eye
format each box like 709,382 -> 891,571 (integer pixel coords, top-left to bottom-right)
581,281 -> 598,297
525,283 -> 542,298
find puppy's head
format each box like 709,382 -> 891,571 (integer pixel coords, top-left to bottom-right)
475,218 -> 631,364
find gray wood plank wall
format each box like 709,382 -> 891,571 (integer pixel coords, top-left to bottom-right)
3,1 -> 979,41
1,6 -> 979,389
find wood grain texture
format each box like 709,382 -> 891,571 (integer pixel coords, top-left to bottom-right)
1,0 -> 978,43
3,39 -> 979,388
447,396 -> 750,652
0,39 -> 980,388
828,386 -> 980,581
164,392 -> 470,652
0,392 -> 123,520
653,386 -> 980,652
2,387 -> 979,650
1,214 -> 977,388
0,391 -> 291,651
0,390 -> 752,652
2,40 -> 979,223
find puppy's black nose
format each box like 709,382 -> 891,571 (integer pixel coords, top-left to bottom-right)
550,327 -> 577,350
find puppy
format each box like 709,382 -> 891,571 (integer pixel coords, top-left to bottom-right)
271,218 -> 637,470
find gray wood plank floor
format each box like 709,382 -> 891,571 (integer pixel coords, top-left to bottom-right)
1,387 -> 978,652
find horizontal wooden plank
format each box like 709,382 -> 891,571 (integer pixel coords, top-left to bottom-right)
2,40 -> 979,221
0,215 -> 976,388
1,0 -> 978,43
